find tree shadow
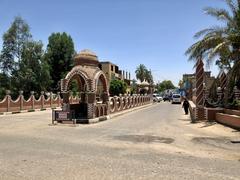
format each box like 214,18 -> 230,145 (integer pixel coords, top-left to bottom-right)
199,121 -> 217,128
178,118 -> 191,121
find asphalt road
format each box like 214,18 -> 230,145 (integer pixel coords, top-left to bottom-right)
0,102 -> 240,180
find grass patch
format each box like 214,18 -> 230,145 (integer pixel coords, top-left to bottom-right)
28,109 -> 35,112
12,111 -> 21,114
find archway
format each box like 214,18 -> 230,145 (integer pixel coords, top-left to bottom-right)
67,74 -> 87,94
95,72 -> 108,102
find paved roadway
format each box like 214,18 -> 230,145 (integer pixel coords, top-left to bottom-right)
0,102 -> 240,180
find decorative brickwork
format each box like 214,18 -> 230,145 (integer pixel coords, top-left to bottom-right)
195,58 -> 205,120
102,95 -> 151,117
0,91 -> 79,113
58,49 -> 110,121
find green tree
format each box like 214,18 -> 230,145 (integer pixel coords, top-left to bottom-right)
109,79 -> 127,96
185,0 -> 240,99
135,64 -> 147,83
185,0 -> 240,67
130,79 -> 137,94
11,40 -> 51,97
145,70 -> 153,84
0,73 -> 9,99
0,16 -> 31,75
45,32 -> 75,91
0,16 -> 32,98
157,80 -> 175,92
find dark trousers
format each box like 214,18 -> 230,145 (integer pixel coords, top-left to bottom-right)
184,107 -> 189,114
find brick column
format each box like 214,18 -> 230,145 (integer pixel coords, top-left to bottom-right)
217,87 -> 223,102
87,92 -> 96,119
195,58 -> 205,121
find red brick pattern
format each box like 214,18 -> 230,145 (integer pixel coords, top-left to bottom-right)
0,93 -> 80,113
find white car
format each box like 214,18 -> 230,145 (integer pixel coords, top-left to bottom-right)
153,94 -> 163,102
172,94 -> 181,104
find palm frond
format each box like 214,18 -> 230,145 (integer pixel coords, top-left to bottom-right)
225,0 -> 238,15
194,26 -> 228,39
208,41 -> 230,60
185,35 -> 224,61
204,7 -> 233,23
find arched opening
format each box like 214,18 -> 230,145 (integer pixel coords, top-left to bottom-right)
67,74 -> 87,93
95,73 -> 108,102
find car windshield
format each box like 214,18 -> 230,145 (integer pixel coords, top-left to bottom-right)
173,95 -> 180,98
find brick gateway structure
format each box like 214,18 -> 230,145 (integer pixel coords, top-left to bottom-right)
53,49 -> 151,124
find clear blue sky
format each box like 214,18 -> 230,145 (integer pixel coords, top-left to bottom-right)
0,0 -> 227,86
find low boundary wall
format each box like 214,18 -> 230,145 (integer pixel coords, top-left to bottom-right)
94,95 -> 151,118
0,92 -> 79,113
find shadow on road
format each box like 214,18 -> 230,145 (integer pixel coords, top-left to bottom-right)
199,122 -> 217,128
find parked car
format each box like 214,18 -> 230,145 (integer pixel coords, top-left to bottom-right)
163,95 -> 170,102
153,94 -> 163,102
172,94 -> 181,104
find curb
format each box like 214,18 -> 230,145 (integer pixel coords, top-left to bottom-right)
52,103 -> 157,126
0,107 -> 61,116
109,103 -> 155,119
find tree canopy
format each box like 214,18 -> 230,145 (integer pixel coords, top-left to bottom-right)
45,32 -> 75,91
185,0 -> 240,99
0,16 -> 32,75
0,16 -> 52,98
109,79 -> 127,96
0,17 -> 76,98
135,64 -> 153,84
156,80 -> 175,92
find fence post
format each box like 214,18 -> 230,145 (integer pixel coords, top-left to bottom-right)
30,91 -> 35,110
50,92 -> 53,108
41,91 -> 44,109
6,90 -> 11,112
19,90 -> 23,111
57,92 -> 61,107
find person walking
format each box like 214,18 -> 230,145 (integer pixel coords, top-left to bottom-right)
182,98 -> 190,115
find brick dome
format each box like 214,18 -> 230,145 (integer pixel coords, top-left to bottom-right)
74,49 -> 99,66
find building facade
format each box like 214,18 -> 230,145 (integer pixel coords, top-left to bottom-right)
99,61 -> 131,87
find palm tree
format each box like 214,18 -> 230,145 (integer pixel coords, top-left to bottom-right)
145,69 -> 154,85
186,0 -> 240,67
186,0 -> 240,99
135,64 -> 147,83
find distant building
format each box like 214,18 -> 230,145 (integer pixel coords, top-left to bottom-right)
99,61 -> 131,92
181,71 -> 215,100
182,71 -> 215,90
